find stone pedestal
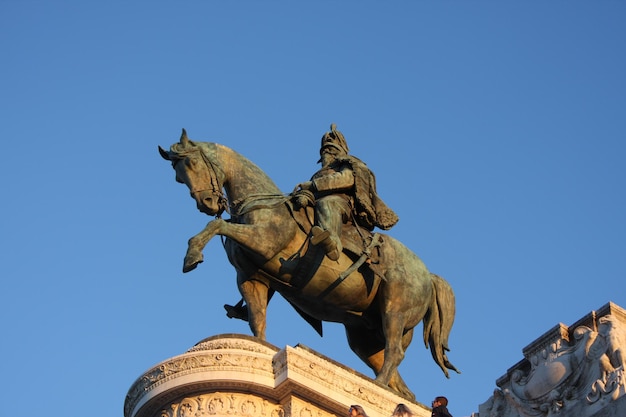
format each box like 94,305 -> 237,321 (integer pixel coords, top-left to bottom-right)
478,302 -> 626,417
124,334 -> 431,417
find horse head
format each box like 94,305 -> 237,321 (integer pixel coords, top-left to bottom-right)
159,129 -> 227,216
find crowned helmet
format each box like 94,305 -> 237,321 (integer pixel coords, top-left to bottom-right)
320,123 -> 349,156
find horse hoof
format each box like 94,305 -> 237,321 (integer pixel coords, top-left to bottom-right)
372,378 -> 388,391
183,253 -> 204,273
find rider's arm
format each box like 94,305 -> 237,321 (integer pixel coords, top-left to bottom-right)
312,168 -> 355,192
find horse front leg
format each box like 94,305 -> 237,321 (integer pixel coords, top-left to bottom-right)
184,217 -> 286,273
183,218 -> 226,272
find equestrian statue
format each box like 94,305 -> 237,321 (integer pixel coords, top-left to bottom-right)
158,124 -> 460,400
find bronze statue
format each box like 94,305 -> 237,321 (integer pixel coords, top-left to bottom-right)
159,126 -> 460,400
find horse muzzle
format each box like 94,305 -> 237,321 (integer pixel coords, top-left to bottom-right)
192,189 -> 223,215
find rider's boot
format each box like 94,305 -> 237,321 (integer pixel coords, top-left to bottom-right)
311,226 -> 341,261
224,299 -> 249,321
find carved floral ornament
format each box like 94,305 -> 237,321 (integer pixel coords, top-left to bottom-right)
161,392 -> 285,417
158,392 -> 346,417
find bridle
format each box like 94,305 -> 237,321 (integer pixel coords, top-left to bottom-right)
172,146 -> 228,217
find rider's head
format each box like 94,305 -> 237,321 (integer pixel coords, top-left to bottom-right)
318,123 -> 349,163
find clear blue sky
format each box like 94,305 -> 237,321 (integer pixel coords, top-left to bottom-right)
1,2 -> 625,417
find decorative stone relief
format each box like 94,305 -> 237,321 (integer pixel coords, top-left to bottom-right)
188,334 -> 279,356
159,392 -> 284,417
274,344 -> 427,416
286,395 -> 340,417
478,302 -> 626,417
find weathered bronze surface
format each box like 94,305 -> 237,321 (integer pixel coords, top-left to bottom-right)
159,127 -> 459,400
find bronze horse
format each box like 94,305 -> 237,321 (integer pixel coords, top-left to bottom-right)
159,129 -> 459,400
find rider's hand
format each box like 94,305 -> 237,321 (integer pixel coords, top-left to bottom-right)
298,181 -> 313,191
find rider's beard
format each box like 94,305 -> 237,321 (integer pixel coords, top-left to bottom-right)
320,151 -> 341,167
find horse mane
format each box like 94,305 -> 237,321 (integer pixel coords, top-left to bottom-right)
168,139 -> 215,159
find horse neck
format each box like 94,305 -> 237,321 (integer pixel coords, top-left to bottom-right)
204,142 -> 282,202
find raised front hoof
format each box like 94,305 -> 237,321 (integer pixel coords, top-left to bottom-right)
183,252 -> 204,273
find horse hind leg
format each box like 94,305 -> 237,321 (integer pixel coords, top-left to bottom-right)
369,336 -> 416,401
377,320 -> 416,397
375,284 -> 418,383
237,273 -> 271,340
344,325 -> 416,401
389,367 -> 415,401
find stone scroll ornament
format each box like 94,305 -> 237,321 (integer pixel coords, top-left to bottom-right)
480,304 -> 626,417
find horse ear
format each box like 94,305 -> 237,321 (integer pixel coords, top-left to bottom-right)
180,128 -> 189,146
158,145 -> 171,161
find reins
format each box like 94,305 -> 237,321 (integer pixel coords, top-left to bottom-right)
197,148 -> 228,216
171,147 -> 226,207
229,193 -> 291,217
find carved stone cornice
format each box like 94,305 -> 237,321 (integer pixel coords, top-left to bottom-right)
273,344 -> 427,416
125,334 -> 431,417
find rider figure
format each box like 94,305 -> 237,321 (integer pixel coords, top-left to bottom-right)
297,123 -> 399,261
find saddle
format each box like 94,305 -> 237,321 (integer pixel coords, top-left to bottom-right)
289,191 -> 385,277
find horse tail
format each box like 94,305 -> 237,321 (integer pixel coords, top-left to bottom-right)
422,273 -> 461,377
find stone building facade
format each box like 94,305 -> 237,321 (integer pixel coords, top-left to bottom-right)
125,302 -> 626,417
